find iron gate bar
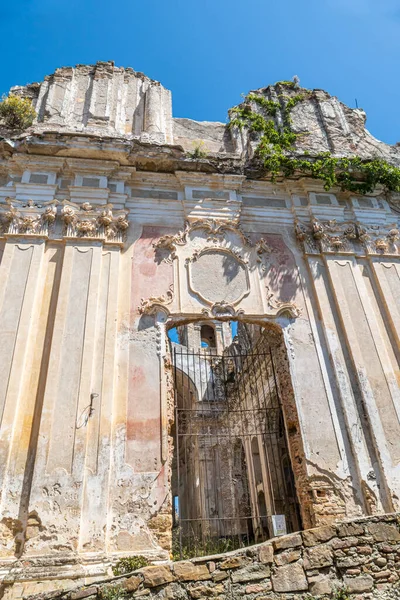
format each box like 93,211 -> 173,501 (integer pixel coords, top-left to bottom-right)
172,344 -> 300,558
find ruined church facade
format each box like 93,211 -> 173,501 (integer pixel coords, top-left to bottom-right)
0,61 -> 400,592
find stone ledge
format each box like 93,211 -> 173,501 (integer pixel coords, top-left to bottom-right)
13,513 -> 400,600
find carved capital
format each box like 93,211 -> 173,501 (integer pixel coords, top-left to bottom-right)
358,223 -> 400,255
61,201 -> 129,244
0,197 -> 59,237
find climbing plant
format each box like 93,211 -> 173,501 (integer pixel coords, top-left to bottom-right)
228,83 -> 400,195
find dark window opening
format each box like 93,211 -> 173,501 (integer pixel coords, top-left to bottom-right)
200,324 -> 216,348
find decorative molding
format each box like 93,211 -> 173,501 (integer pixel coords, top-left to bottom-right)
153,219 -> 254,264
0,197 -> 58,238
61,201 -> 129,244
201,302 -> 245,319
265,285 -> 302,318
138,284 -> 174,315
295,217 -> 400,256
358,223 -> 400,255
0,198 -> 130,245
153,218 -> 301,319
185,245 -> 248,264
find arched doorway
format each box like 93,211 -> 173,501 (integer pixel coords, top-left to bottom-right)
169,319 -> 302,558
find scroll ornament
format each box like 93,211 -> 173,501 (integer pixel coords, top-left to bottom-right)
138,284 -> 174,315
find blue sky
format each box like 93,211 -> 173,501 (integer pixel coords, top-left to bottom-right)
2,0 -> 399,144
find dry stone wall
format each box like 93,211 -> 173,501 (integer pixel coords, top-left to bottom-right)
19,514 -> 400,600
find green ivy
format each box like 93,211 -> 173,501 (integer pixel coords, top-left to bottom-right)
228,85 -> 400,194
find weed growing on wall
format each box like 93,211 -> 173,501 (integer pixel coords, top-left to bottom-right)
0,94 -> 36,130
187,140 -> 209,159
112,555 -> 149,575
99,586 -> 127,600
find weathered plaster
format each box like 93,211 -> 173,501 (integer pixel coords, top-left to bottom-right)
0,63 -> 400,595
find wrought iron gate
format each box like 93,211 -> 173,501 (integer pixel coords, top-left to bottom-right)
172,345 -> 301,558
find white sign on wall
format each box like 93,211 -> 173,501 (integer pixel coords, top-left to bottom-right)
272,514 -> 287,537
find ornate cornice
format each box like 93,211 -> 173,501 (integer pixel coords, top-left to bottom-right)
0,198 -> 130,245
0,198 -> 58,238
295,217 -> 400,256
358,223 -> 400,255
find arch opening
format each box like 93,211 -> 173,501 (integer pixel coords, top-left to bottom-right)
168,318 -> 302,558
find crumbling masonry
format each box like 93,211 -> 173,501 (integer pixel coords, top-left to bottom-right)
1,61 -> 400,597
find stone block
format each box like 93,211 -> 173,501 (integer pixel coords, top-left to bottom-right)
380,543 -> 396,553
308,574 -> 333,596
336,555 -> 366,568
304,544 -> 333,569
173,561 -> 210,582
357,545 -> 372,555
212,571 -> 229,582
71,588 -> 97,600
373,569 -> 391,579
219,556 -> 249,570
259,544 -> 273,564
337,522 -> 364,537
123,576 -> 142,593
160,583 -> 189,599
245,582 -> 272,594
274,549 -> 301,566
272,533 -> 302,551
142,565 -> 174,587
331,536 -> 359,549
368,523 -> 400,542
271,562 -> 308,593
343,574 -> 374,593
231,564 -> 270,583
302,525 -> 336,546
188,583 -> 224,598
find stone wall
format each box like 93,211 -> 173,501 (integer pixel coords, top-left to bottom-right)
14,514 -> 400,600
